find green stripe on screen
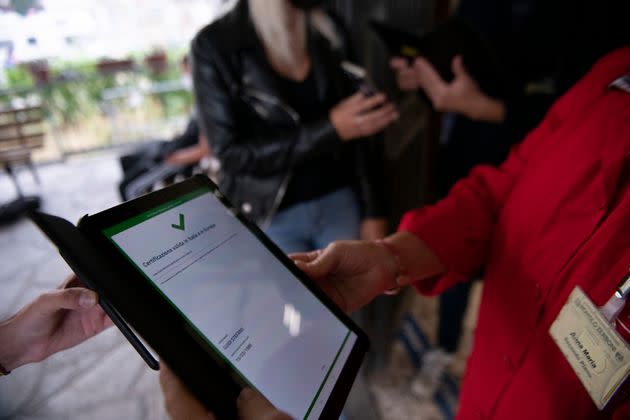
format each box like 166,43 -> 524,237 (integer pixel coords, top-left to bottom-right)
103,187 -> 209,238
303,330 -> 351,419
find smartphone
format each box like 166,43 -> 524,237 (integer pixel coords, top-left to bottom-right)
341,61 -> 377,97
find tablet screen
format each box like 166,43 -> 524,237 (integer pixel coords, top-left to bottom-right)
102,187 -> 356,419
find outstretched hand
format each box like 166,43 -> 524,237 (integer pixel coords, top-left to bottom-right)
290,240 -> 404,313
0,275 -> 113,371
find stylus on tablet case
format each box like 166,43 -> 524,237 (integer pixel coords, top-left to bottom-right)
29,211 -> 160,371
67,258 -> 160,371
97,299 -> 160,370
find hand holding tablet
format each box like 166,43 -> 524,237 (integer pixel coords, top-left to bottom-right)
32,175 -> 369,420
0,275 -> 112,374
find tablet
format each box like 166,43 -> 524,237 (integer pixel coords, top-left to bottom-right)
32,175 -> 369,420
371,18 -> 505,98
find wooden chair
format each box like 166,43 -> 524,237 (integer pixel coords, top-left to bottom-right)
96,58 -> 135,76
0,105 -> 44,223
0,105 -> 44,194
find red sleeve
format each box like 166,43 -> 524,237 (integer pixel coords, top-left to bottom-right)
399,121 -> 552,295
398,47 -> 630,296
613,401 -> 630,420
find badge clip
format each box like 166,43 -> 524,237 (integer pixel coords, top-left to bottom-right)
608,74 -> 630,93
601,269 -> 630,323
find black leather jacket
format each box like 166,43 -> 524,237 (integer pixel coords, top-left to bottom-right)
191,1 -> 385,226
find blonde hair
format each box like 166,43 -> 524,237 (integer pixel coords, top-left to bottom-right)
249,0 -> 306,71
248,0 -> 342,72
310,9 -> 342,50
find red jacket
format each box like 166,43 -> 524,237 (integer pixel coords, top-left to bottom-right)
399,47 -> 630,419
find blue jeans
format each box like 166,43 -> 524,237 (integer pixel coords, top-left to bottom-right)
265,187 -> 361,253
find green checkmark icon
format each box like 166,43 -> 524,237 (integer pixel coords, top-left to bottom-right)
171,214 -> 186,231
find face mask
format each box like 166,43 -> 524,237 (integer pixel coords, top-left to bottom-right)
181,75 -> 193,91
288,0 -> 324,11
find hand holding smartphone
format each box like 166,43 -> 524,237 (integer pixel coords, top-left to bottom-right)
341,61 -> 377,97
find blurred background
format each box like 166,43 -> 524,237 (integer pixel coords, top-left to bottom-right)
0,0 -> 580,418
0,0 -> 229,161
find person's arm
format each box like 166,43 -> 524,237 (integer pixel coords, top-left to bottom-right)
0,275 -> 112,373
395,88 -> 566,295
291,83 -> 576,309
165,135 -> 210,166
292,234 -> 444,313
292,117 -> 558,310
191,35 -> 397,177
290,126 -> 540,311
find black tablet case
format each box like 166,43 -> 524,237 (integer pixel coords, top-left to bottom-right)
371,18 -> 505,98
30,212 -> 241,419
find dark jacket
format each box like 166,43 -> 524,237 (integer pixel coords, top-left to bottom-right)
437,0 -> 630,198
190,1 -> 385,226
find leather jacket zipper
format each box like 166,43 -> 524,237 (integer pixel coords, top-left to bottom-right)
241,88 -> 300,228
243,88 -> 300,123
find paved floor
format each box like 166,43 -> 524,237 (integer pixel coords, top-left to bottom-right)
0,152 -> 169,420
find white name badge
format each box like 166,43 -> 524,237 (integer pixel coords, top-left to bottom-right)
550,287 -> 630,409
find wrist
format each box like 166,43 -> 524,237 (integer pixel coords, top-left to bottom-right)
0,316 -> 29,372
373,239 -> 410,295
383,232 -> 445,282
328,112 -> 345,141
465,93 -> 506,123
